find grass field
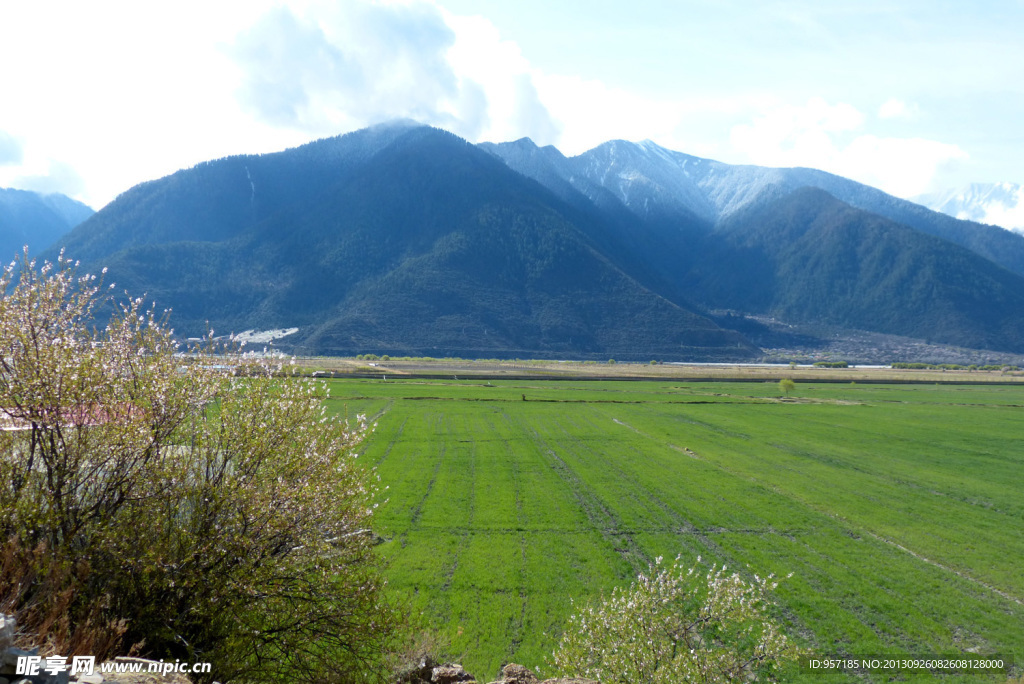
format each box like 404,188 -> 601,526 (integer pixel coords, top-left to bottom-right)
324,377 -> 1023,682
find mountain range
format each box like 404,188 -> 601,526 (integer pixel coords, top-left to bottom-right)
41,122 -> 1024,360
481,138 -> 1024,279
0,187 -> 93,263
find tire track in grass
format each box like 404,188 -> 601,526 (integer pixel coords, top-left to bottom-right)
367,398 -> 394,423
613,417 -> 701,460
565,409 -> 780,558
561,413 -> 701,536
775,520 -> 1020,656
643,405 -> 1024,602
600,411 -> 833,648
513,406 -> 848,659
522,413 -> 652,576
346,399 -> 394,462
864,531 -> 1022,607
441,428 -> 475,593
609,409 -> 1024,647
370,415 -> 407,468
497,411 -> 529,663
469,409 -> 531,663
561,409 -> 834,656
766,481 -> 1024,629
571,411 -> 749,561
401,396 -> 763,406
404,414 -> 449,550
408,450 -> 444,525
507,543 -> 528,664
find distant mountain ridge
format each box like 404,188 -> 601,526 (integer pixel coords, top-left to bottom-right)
44,123 -> 1024,358
482,135 -> 1024,353
0,187 -> 93,262
689,188 -> 1024,352
482,138 -> 1024,278
914,183 -> 1024,234
49,124 -> 753,360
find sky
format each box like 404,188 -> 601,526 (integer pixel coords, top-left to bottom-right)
0,0 -> 1022,210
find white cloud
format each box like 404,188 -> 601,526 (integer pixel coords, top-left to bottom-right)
968,186 -> 1024,231
0,0 -> 294,208
979,205 -> 1024,232
443,12 -> 559,145
230,1 -> 497,140
838,135 -> 968,198
0,1 -> 991,208
0,0 -> 574,206
12,161 -> 86,197
532,74 -> 671,152
730,97 -> 863,168
444,11 -> 752,156
528,71 -> 776,158
878,98 -> 920,120
0,131 -> 22,166
730,98 -> 967,197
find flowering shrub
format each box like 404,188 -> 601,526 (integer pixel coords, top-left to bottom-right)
0,252 -> 399,682
551,556 -> 801,683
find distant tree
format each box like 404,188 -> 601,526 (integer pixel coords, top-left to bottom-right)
779,378 -> 796,397
608,359 -> 616,365
551,556 -> 801,683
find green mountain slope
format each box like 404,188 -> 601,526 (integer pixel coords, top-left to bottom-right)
49,125 -> 753,361
53,121 -> 421,262
686,188 -> 1024,352
1,187 -> 93,261
46,124 -> 1024,357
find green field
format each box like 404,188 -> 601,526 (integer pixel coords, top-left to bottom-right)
325,378 -> 1024,682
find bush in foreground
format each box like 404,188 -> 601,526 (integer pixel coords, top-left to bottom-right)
0,253 -> 400,682
550,556 -> 801,683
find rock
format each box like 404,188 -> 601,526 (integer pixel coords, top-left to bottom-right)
397,655 -> 428,683
96,658 -> 192,684
397,659 -> 478,684
1,646 -> 39,670
430,663 -> 476,683
73,675 -> 103,684
0,615 -> 42,684
484,664 -> 600,684
0,615 -> 15,651
495,664 -> 538,684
